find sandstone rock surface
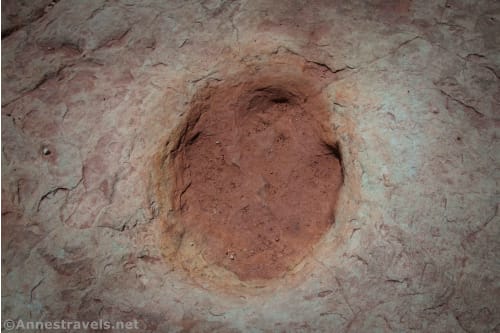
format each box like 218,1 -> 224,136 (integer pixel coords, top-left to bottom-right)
2,0 -> 499,332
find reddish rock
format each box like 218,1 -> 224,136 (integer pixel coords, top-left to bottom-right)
2,0 -> 499,331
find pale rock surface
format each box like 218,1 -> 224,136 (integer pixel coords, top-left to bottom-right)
2,0 -> 499,332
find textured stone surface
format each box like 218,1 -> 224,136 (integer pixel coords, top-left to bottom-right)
162,63 -> 344,282
2,0 -> 499,332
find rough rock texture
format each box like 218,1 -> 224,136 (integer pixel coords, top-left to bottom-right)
160,61 -> 344,283
2,0 -> 499,332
